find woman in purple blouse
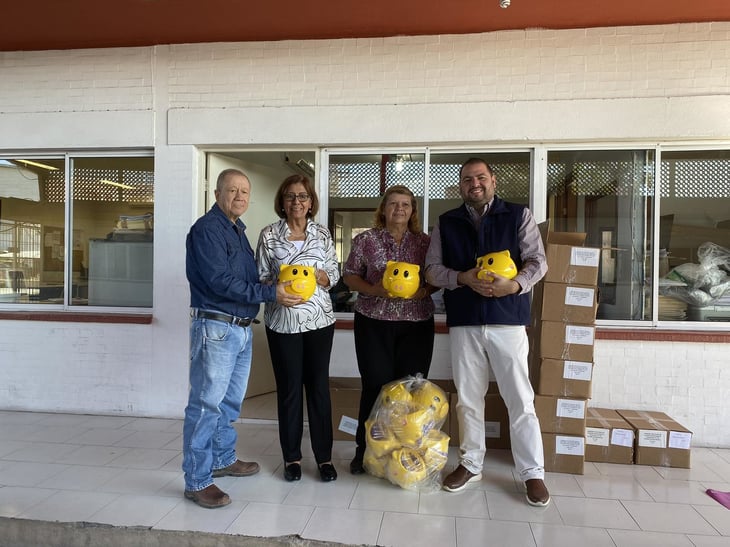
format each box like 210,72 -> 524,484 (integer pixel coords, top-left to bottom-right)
342,185 -> 437,475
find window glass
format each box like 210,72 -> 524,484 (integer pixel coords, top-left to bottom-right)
0,154 -> 154,307
0,157 -> 65,304
73,156 -> 154,307
658,150 -> 730,322
546,149 -> 655,321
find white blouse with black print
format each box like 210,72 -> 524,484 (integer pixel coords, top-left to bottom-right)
256,218 -> 340,334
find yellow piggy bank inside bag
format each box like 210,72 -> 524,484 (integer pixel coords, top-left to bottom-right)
382,261 -> 420,299
476,250 -> 517,281
279,264 -> 316,301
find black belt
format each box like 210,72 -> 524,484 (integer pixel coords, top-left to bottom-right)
191,309 -> 259,327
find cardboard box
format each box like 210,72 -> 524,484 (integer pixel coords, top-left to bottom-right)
447,391 -> 511,449
542,433 -> 585,474
430,379 -> 456,446
539,321 -> 595,362
537,358 -> 593,399
617,410 -> 692,468
485,393 -> 511,449
541,230 -> 600,286
448,392 -> 460,447
585,408 -> 634,464
329,377 -> 361,441
536,282 -> 599,325
535,395 -> 587,435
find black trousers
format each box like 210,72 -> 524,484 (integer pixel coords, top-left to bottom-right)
266,324 -> 335,464
352,312 -> 435,456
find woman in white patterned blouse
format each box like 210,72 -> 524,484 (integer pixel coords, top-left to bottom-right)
256,174 -> 340,483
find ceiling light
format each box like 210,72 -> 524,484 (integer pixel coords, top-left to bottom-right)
500,0 -> 510,7
295,158 -> 315,177
101,179 -> 135,190
17,159 -> 59,171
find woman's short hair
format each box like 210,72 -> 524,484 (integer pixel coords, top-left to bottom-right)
274,174 -> 319,219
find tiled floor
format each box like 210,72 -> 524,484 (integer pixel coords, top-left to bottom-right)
1,399 -> 729,547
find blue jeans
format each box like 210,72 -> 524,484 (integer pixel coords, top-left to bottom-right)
182,317 -> 253,492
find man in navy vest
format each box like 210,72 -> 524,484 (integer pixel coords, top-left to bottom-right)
425,157 -> 550,507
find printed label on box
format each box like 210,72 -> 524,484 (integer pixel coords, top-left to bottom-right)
563,361 -> 592,381
484,420 -> 501,439
338,415 -> 358,436
565,325 -> 595,345
570,247 -> 600,268
555,435 -> 585,456
638,429 -> 667,448
556,398 -> 586,419
668,431 -> 692,449
611,428 -> 634,447
564,286 -> 595,307
586,427 -> 609,446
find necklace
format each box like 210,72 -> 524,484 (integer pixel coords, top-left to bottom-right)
287,220 -> 307,239
288,227 -> 306,240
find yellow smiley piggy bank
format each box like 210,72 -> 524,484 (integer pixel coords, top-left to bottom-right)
382,261 -> 420,299
279,264 -> 316,301
476,250 -> 518,281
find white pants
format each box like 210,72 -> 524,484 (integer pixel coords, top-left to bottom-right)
450,325 -> 545,481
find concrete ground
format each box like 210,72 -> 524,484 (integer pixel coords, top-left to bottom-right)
0,517 -> 363,547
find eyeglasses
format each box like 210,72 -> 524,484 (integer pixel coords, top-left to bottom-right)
284,193 -> 311,202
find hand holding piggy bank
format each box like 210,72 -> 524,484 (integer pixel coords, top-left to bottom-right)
476,250 -> 517,281
279,264 -> 316,301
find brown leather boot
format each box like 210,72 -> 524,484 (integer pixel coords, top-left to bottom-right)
212,459 -> 260,477
184,484 -> 231,508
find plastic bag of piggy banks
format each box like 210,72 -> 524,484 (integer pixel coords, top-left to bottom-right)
363,374 -> 450,492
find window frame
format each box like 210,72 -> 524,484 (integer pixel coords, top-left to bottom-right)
0,148 -> 154,314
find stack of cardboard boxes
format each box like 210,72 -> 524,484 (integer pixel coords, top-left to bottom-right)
526,226 -> 693,471
584,408 -> 692,468
530,229 -> 601,474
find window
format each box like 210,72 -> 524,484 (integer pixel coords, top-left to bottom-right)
546,149 -> 655,322
657,149 -> 730,322
323,145 -> 729,327
0,153 -> 154,308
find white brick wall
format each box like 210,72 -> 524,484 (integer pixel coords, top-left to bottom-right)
0,22 -> 729,447
0,47 -> 153,113
2,23 -> 728,113
161,24 -> 730,108
0,321 -> 154,415
589,341 -> 729,446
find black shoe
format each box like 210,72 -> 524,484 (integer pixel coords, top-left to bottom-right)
349,456 -> 365,475
319,463 -> 338,482
284,463 -> 301,482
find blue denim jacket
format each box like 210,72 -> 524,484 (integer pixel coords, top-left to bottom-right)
186,203 -> 276,318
